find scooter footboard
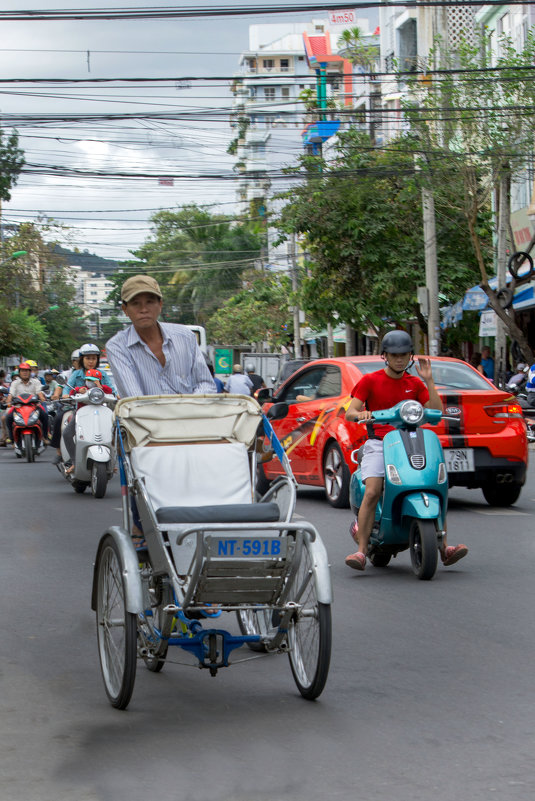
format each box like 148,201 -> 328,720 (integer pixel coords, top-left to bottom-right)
401,492 -> 442,523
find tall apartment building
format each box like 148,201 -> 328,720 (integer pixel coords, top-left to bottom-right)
230,17 -> 374,269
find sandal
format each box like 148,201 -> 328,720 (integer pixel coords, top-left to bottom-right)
345,551 -> 366,571
441,544 -> 468,566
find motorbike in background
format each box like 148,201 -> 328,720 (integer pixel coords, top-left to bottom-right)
505,366 -> 535,443
57,384 -> 117,498
12,393 -> 45,462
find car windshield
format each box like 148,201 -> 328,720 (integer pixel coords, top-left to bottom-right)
351,359 -> 492,390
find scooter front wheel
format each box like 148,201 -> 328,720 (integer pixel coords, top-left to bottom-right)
91,461 -> 108,498
24,432 -> 34,462
409,520 -> 438,580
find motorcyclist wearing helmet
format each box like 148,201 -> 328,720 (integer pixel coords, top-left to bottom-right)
5,362 -> 49,450
51,344 -> 115,462
62,368 -> 114,472
62,343 -> 115,396
344,330 -> 468,571
245,362 -> 265,394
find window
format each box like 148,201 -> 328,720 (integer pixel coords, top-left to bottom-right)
263,59 -> 274,70
279,366 -> 341,402
264,87 -> 276,101
281,87 -> 290,99
280,58 -> 289,72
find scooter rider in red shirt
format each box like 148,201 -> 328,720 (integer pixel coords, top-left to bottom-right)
344,330 -> 468,571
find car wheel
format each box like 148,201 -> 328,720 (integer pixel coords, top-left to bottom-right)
323,442 -> 350,508
482,481 -> 522,507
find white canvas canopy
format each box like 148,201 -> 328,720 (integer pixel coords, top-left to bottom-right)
114,394 -> 263,451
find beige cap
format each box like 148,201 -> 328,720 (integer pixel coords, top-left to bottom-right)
121,274 -> 163,303
233,363 -> 243,373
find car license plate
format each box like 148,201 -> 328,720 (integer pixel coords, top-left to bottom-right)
444,448 -> 475,472
208,536 -> 286,558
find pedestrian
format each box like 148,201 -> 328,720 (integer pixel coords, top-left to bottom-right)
207,361 -> 224,393
480,346 -> 495,380
469,352 -> 485,375
224,364 -> 253,395
344,330 -> 468,572
105,274 -> 215,398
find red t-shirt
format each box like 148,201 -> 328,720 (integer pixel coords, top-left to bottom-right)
351,369 -> 430,440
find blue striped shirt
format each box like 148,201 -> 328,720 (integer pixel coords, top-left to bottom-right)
105,322 -> 216,398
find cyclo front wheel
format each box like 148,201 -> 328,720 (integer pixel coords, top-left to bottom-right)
95,535 -> 137,709
287,540 -> 331,700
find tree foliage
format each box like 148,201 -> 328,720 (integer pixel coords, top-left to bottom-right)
119,205 -> 263,326
403,30 -> 535,360
0,127 -> 24,202
275,129 -> 489,335
0,223 -> 89,363
206,270 -> 292,349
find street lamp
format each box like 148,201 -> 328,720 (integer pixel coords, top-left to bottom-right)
0,250 -> 27,268
34,304 -> 59,320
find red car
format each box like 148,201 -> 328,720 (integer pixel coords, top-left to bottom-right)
258,356 -> 528,508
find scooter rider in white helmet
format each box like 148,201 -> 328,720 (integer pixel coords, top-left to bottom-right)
344,330 -> 468,572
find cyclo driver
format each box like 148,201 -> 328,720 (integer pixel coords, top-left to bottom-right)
344,331 -> 468,571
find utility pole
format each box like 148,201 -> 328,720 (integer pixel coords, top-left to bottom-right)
495,177 -> 509,387
290,233 -> 302,358
422,184 -> 440,356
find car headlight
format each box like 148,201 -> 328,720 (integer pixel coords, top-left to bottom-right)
400,400 -> 424,425
88,387 -> 104,404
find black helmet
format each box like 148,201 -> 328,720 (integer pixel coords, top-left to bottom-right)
380,330 -> 414,354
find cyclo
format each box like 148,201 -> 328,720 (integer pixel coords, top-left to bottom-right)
92,394 -> 332,709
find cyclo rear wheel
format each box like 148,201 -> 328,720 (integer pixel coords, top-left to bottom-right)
287,541 -> 331,700
236,607 -> 278,652
95,535 -> 137,709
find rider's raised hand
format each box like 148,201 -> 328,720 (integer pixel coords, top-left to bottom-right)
415,356 -> 434,384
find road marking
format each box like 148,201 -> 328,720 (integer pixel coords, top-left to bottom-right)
471,509 -> 531,516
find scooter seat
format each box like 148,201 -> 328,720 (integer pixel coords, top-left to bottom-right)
156,502 -> 280,525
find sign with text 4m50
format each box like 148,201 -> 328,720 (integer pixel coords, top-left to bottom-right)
329,9 -> 356,25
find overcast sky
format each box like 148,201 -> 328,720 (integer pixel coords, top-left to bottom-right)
0,2 -> 377,261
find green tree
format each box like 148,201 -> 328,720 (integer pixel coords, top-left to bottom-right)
122,205 -> 263,325
337,27 -> 379,72
206,270 -> 292,349
1,223 -> 89,363
0,127 -> 24,202
275,130 -> 489,337
403,30 -> 535,362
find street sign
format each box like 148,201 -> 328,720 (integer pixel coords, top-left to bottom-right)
328,9 -> 357,25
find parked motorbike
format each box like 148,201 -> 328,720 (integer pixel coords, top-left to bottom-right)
349,400 -> 448,580
504,367 -> 535,442
11,393 -> 45,462
57,385 -> 117,498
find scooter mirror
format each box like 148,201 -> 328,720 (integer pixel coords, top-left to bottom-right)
55,375 -> 66,386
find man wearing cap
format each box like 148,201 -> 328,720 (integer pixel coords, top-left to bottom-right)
224,364 -> 253,395
106,274 -> 215,398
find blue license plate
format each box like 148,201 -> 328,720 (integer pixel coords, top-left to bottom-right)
208,537 -> 286,558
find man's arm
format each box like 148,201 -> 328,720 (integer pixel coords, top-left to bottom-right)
190,343 -> 216,394
106,338 -> 144,398
415,357 -> 442,411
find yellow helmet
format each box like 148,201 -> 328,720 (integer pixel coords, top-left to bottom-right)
26,359 -> 38,368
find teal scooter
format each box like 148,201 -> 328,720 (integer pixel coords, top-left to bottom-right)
349,399 -> 448,580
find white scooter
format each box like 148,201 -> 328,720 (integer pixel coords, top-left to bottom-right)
57,384 -> 117,498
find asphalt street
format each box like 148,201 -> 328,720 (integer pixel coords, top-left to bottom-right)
1,445 -> 534,801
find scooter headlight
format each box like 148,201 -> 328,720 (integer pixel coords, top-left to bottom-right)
386,464 -> 402,484
13,412 -> 24,425
438,462 -> 447,484
88,387 -> 104,405
400,400 -> 424,425
28,410 -> 40,424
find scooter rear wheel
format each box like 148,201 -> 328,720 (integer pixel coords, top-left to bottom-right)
409,519 -> 438,580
